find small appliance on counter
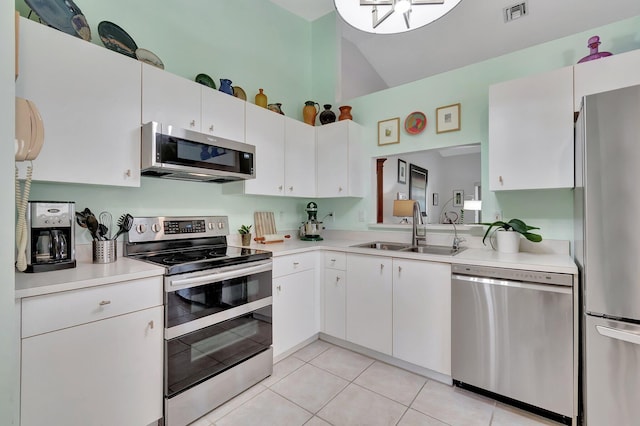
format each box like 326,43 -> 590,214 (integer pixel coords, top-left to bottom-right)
25,201 -> 76,272
299,201 -> 324,241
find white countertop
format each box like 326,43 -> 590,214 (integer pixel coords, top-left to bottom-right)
15,245 -> 165,299
16,234 -> 577,299
241,236 -> 578,275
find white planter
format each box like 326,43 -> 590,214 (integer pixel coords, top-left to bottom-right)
496,230 -> 521,253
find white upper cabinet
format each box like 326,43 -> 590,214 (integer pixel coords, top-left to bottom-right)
142,64 -> 246,141
141,63 -> 201,131
201,88 -> 246,142
489,66 -> 574,191
284,118 -> 316,197
244,103 -> 286,196
316,120 -> 365,197
15,18 -> 141,187
574,49 -> 640,111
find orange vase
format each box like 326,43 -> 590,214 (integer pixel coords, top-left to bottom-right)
255,88 -> 267,108
303,101 -> 319,126
338,105 -> 352,121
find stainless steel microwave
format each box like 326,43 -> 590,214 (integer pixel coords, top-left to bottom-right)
141,121 -> 255,183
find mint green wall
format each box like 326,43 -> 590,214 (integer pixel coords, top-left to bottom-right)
13,0 -> 640,241
319,14 -> 640,241
2,4 -> 18,425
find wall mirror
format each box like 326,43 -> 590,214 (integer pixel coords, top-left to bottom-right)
374,143 -> 481,225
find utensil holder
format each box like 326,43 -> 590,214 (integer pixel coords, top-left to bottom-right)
93,240 -> 117,263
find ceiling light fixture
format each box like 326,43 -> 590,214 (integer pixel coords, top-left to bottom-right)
334,0 -> 463,34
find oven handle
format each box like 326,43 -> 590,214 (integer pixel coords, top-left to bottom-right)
168,260 -> 272,288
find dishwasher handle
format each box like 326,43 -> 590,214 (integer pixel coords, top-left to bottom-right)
452,274 -> 572,295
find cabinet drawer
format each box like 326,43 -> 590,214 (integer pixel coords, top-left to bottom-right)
324,251 -> 346,270
22,276 -> 163,338
273,252 -> 317,278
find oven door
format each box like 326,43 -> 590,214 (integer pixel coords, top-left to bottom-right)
166,304 -> 272,398
165,259 -> 272,338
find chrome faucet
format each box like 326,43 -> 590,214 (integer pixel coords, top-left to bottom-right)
412,201 -> 427,246
450,221 -> 465,251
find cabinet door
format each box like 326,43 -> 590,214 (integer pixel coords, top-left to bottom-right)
393,259 -> 451,375
574,49 -> 640,111
488,66 -> 574,191
346,254 -> 392,355
284,118 -> 316,197
141,63 -> 201,131
316,120 -> 364,197
201,87 -> 246,142
15,18 -> 141,187
273,269 -> 316,357
323,269 -> 346,339
21,306 -> 163,426
244,103 -> 285,196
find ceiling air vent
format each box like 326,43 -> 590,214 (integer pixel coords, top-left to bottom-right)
504,2 -> 528,23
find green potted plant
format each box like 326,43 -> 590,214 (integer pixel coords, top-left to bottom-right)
238,224 -> 252,246
481,218 -> 541,253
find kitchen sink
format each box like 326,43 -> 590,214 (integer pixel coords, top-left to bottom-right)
400,245 -> 467,256
350,241 -> 411,251
350,241 -> 466,256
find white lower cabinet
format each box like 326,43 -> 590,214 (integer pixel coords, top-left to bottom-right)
20,277 -> 164,426
322,251 -> 347,339
272,253 -> 319,357
346,254 -> 393,355
392,258 -> 452,375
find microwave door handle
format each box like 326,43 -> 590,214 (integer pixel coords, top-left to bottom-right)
169,261 -> 272,288
596,325 -> 640,346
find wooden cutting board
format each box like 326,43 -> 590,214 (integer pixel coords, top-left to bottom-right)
254,212 -> 277,238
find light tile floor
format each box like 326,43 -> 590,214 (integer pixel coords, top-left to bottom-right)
189,340 -> 563,426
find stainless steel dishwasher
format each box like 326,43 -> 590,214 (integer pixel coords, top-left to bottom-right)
451,264 -> 574,423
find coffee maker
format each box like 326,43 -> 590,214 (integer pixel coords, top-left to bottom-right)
25,201 -> 76,272
299,201 -> 324,241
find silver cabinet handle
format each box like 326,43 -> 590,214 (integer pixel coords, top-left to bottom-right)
125,169 -> 131,177
335,276 -> 341,284
499,175 -> 504,185
289,186 -> 293,191
99,300 -> 111,306
398,266 -> 402,274
380,264 -> 384,272
190,120 -> 196,127
209,125 -> 214,131
596,325 -> 640,345
339,186 -> 343,192
148,320 -> 154,329
330,258 -> 336,263
278,185 -> 283,191
276,285 -> 282,292
293,262 -> 300,266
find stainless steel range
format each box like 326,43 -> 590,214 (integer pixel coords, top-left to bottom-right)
125,216 -> 273,426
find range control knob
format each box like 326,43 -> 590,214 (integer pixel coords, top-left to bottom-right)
136,223 -> 147,234
217,222 -> 225,230
151,223 -> 161,233
208,222 -> 214,230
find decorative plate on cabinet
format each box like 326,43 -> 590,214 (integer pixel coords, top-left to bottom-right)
404,111 -> 427,134
195,73 -> 216,89
233,86 -> 247,101
135,48 -> 164,69
25,0 -> 91,41
98,21 -> 138,58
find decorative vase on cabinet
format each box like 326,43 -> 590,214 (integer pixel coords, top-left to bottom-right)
338,105 -> 352,121
255,88 -> 267,108
219,78 -> 234,95
319,104 -> 336,125
303,101 -> 319,126
578,35 -> 612,64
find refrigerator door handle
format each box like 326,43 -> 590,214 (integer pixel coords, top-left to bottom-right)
596,325 -> 640,345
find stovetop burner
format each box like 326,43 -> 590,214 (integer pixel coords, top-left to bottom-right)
124,216 -> 272,275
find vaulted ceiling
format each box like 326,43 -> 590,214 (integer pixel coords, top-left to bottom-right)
270,0 -> 640,97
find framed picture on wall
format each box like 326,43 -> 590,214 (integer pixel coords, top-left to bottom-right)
397,159 -> 407,184
378,117 -> 400,145
453,189 -> 464,207
436,103 -> 461,134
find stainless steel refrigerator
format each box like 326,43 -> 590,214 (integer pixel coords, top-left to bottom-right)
575,85 -> 640,426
